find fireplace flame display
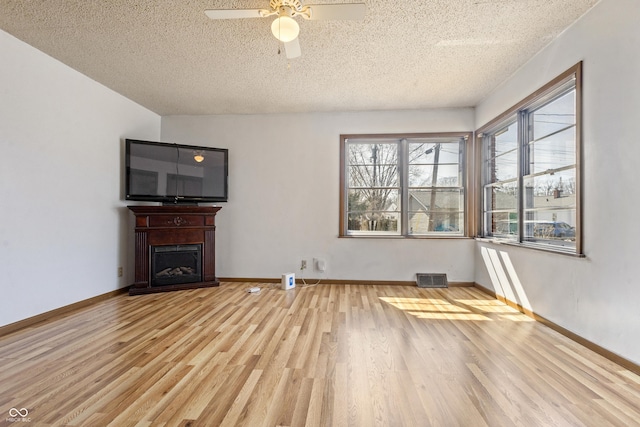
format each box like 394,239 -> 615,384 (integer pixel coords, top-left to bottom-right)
156,266 -> 196,277
151,245 -> 202,287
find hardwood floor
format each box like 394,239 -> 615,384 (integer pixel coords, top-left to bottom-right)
1,282 -> 640,426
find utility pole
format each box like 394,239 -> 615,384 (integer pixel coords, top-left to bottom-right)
428,143 -> 441,232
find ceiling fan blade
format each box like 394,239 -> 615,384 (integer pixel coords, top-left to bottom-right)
305,3 -> 366,20
284,38 -> 301,59
204,9 -> 267,20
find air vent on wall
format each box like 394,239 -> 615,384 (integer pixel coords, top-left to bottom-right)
416,273 -> 448,288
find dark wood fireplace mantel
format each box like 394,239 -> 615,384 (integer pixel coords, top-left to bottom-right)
128,205 -> 221,295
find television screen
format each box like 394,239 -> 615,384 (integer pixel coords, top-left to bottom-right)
126,139 -> 228,203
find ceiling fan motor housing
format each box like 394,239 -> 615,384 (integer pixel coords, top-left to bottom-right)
270,0 -> 304,12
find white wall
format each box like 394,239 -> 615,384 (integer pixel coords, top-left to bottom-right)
0,30 -> 160,327
162,109 -> 476,283
474,0 -> 640,364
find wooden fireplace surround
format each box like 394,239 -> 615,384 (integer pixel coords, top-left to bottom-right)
128,205 -> 221,295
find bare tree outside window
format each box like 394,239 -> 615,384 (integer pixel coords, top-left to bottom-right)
347,142 -> 400,232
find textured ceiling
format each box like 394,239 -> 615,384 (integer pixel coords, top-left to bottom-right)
0,0 -> 599,115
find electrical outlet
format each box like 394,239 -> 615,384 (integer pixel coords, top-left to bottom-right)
300,260 -> 307,270
118,267 -> 123,277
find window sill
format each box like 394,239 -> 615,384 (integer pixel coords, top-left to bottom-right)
475,237 -> 586,258
339,234 -> 473,240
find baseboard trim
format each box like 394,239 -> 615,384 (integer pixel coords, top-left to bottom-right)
473,283 -> 640,376
220,277 -> 282,284
0,287 -> 130,338
219,277 -> 474,287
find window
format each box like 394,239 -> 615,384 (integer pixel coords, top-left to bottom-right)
479,63 -> 582,254
340,133 -> 469,237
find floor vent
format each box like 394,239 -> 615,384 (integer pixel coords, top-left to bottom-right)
416,273 -> 448,288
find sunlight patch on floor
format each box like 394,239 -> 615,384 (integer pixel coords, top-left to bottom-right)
497,313 -> 535,322
452,299 -> 517,313
408,311 -> 491,321
380,297 -> 491,321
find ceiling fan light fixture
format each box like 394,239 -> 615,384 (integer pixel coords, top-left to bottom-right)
271,15 -> 299,42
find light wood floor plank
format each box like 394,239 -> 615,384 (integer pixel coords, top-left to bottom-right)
1,282 -> 640,426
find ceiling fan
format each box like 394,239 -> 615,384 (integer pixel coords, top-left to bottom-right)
204,0 -> 366,59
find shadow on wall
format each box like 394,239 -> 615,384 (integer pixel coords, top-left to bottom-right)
480,247 -> 531,312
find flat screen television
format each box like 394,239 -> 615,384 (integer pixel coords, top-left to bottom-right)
125,139 -> 228,204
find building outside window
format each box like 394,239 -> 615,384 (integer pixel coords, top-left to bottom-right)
340,133 -> 470,237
